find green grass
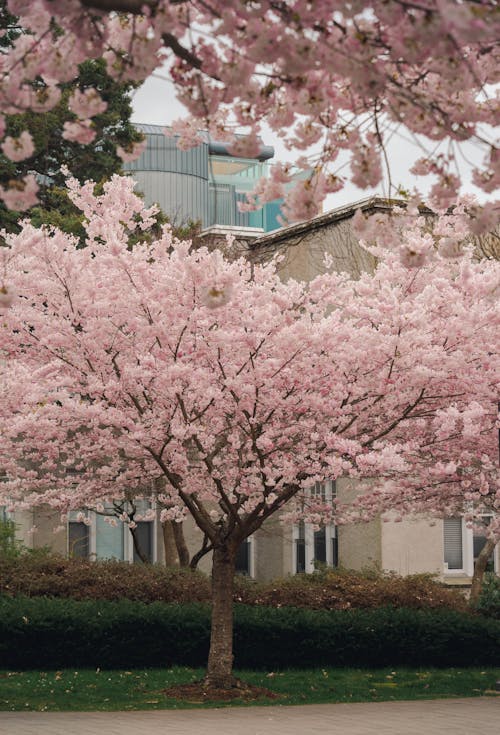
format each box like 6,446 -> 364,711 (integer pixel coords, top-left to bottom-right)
1,667 -> 499,711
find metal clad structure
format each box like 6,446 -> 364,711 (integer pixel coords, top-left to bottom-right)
125,123 -> 278,230
124,124 -> 210,227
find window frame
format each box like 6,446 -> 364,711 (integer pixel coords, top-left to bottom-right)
443,515 -> 497,577
67,502 -> 157,564
235,536 -> 255,577
293,480 -> 337,574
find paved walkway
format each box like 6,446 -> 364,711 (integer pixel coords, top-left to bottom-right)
0,698 -> 498,735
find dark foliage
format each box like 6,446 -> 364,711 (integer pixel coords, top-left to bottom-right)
0,596 -> 497,670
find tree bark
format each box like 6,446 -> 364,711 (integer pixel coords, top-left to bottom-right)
162,520 -> 179,567
205,546 -> 236,688
469,538 -> 496,606
129,525 -> 149,563
190,533 -> 212,570
172,520 -> 190,567
80,0 -> 158,12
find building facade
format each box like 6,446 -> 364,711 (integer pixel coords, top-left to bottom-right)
123,124 -> 282,233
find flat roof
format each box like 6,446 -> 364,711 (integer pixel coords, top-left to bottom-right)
134,123 -> 274,161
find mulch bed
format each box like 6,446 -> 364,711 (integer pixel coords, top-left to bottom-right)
161,679 -> 281,703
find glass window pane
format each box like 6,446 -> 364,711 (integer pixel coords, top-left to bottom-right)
314,527 -> 326,564
95,515 -> 124,560
295,539 -> 306,573
235,540 -> 250,575
68,522 -> 89,558
332,535 -> 339,568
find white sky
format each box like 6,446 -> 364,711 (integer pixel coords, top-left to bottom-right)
131,73 -> 489,213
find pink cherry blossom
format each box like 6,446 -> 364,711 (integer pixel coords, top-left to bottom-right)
0,157 -> 498,689
0,1 -> 497,215
68,88 -> 107,119
438,237 -> 463,259
399,245 -> 428,268
62,120 -> 96,144
1,131 -> 35,162
200,283 -> 233,309
116,139 -> 147,163
0,283 -> 16,310
0,174 -> 39,210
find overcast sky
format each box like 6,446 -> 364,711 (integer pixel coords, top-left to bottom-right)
131,73 -> 488,212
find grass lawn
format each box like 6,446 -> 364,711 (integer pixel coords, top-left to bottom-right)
0,667 -> 499,711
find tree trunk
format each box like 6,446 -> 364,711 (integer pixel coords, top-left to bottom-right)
469,538 -> 496,606
205,546 -> 236,689
129,525 -> 149,564
190,533 -> 212,570
162,521 -> 179,567
172,520 -> 190,567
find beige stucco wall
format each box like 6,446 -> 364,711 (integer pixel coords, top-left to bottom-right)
263,218 -> 377,283
254,517 -> 290,581
381,514 -> 443,577
32,507 -> 67,555
10,509 -> 35,549
338,521 -> 382,572
335,477 -> 382,572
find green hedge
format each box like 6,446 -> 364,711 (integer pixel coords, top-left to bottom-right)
0,596 -> 498,670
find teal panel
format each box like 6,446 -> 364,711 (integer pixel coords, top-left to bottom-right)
263,200 -> 283,231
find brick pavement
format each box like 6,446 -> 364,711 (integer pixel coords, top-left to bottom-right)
0,698 -> 498,735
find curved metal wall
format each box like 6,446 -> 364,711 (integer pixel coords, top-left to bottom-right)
131,170 -> 209,227
125,131 -> 209,179
125,125 -> 276,229
124,128 -> 210,226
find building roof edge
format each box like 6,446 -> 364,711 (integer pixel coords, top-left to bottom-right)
251,196 -> 406,249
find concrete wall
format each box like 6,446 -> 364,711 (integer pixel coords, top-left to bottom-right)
381,514 -> 443,577
276,219 -> 377,282
254,517 -> 292,581
32,508 -> 67,555
335,477 -> 382,572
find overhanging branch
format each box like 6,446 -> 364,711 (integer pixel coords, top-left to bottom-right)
80,1 -> 161,13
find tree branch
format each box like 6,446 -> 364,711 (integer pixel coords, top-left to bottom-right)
80,0 -> 160,13
162,32 -> 203,71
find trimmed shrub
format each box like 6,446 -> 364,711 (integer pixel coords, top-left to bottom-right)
235,567 -> 468,612
0,596 -> 498,670
233,605 -> 500,668
0,555 -> 211,604
0,554 -> 467,612
473,573 -> 500,619
0,596 -> 211,669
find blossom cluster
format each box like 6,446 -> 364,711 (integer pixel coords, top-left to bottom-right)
0,1 -> 498,216
0,175 -> 498,544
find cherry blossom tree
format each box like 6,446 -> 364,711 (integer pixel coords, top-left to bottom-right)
1,1 -> 498,222
0,175 -> 498,688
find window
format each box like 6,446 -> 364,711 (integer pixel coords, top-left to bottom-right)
132,521 -> 154,564
95,513 -> 125,560
443,516 -> 497,576
293,481 -> 338,574
68,502 -> 157,563
235,538 -> 254,576
68,517 -> 90,558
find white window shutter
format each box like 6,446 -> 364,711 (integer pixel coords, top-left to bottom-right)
443,518 -> 463,570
